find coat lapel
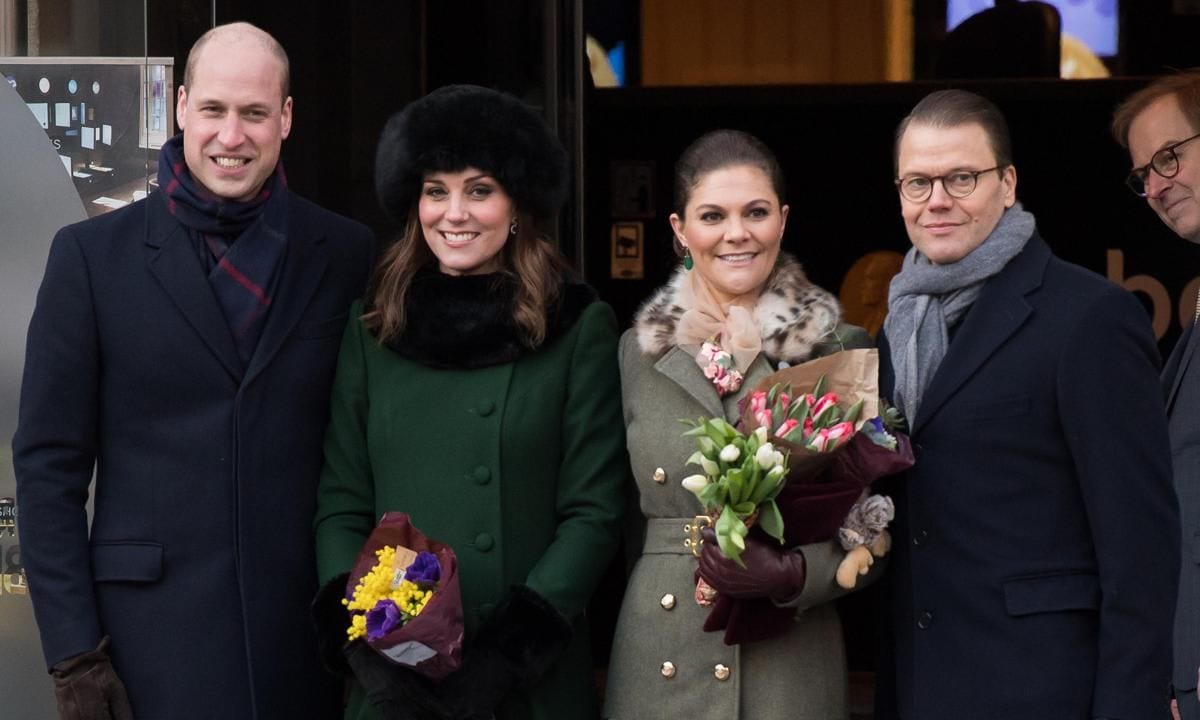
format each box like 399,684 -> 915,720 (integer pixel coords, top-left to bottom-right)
144,193 -> 243,383
242,202 -> 329,387
912,236 -> 1047,432
1165,320 -> 1200,413
655,345 -> 724,418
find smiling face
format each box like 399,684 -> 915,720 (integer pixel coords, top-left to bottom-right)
418,167 -> 515,276
670,164 -> 788,304
897,121 -> 1016,265
176,38 -> 292,202
1127,93 -> 1200,244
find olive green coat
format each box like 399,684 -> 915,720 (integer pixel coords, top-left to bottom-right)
603,322 -> 879,720
315,299 -> 627,720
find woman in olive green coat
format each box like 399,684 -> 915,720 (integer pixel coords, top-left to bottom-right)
313,85 -> 626,720
603,130 -> 880,720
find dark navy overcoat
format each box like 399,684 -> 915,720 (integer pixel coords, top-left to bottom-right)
875,234 -> 1179,719
13,190 -> 372,719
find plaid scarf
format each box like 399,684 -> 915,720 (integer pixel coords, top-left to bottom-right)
158,134 -> 289,371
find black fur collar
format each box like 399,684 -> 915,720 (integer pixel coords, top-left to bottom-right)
382,265 -> 597,369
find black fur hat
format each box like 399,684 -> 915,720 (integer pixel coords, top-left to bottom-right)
375,84 -> 569,226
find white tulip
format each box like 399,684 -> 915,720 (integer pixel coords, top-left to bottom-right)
755,442 -> 777,470
719,444 -> 740,462
754,426 -> 768,444
701,457 -> 720,477
681,474 -> 709,496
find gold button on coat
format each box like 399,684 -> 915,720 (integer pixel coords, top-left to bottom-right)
714,664 -> 731,681
660,661 -> 676,678
659,593 -> 676,610
652,467 -> 667,484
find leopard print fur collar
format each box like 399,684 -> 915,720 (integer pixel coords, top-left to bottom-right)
633,253 -> 842,366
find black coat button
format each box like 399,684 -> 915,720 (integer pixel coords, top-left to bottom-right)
917,611 -> 934,629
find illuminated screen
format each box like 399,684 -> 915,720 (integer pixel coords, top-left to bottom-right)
947,0 -> 1119,57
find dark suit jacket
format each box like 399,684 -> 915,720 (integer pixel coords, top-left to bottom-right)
13,190 -> 372,719
1164,318 -> 1200,693
876,234 -> 1179,719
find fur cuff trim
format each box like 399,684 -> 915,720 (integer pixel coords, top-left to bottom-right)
474,585 -> 573,686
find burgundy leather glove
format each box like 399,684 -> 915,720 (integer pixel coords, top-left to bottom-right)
50,636 -> 134,720
697,528 -> 806,602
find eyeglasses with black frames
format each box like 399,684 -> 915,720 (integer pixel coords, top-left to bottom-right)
1125,131 -> 1200,197
894,166 -> 1002,203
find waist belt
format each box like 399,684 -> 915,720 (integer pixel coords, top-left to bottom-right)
643,516 -> 711,556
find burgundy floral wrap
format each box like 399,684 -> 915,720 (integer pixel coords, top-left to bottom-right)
701,349 -> 915,644
346,512 -> 464,679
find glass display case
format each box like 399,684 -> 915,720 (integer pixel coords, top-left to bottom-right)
0,56 -> 173,217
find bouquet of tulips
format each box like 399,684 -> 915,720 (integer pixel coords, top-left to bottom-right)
682,348 -> 914,644
680,419 -> 788,567
343,512 -> 465,679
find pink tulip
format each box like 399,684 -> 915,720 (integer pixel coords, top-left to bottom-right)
812,392 -> 840,422
808,427 -> 832,452
824,421 -> 855,450
775,418 -> 801,441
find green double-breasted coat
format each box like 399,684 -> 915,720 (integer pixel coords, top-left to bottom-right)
315,299 -> 627,720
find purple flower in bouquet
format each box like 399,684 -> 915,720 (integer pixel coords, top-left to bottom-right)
405,551 -> 441,588
365,599 -> 403,641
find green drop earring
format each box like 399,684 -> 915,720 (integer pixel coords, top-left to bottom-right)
682,247 -> 693,271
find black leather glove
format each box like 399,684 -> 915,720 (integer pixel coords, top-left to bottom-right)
344,641 -> 457,720
50,636 -> 134,720
436,586 -> 572,720
311,572 -> 352,676
697,527 -> 806,602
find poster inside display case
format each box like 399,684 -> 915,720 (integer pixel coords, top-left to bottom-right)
0,57 -> 173,217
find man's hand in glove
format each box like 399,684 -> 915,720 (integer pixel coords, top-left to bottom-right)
51,636 -> 134,720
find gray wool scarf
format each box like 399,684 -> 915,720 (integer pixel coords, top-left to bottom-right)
884,202 -> 1035,425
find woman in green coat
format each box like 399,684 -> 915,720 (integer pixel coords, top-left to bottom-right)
603,130 -> 880,720
313,85 -> 626,720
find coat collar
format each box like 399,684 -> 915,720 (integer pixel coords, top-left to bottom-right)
634,253 -> 842,416
144,191 -> 328,386
911,232 -> 1048,432
632,253 -> 842,366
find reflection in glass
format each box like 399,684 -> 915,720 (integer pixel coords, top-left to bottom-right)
92,81 -> 100,95
67,79 -> 77,94
37,77 -> 48,93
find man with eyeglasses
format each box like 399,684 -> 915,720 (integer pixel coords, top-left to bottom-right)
1114,70 -> 1200,720
875,89 -> 1178,720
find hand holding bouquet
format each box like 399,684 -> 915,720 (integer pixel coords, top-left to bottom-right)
682,349 -> 915,644
680,419 -> 786,567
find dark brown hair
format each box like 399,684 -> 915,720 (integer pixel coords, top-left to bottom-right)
673,129 -> 785,216
1112,69 -> 1200,148
894,89 -> 1013,173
